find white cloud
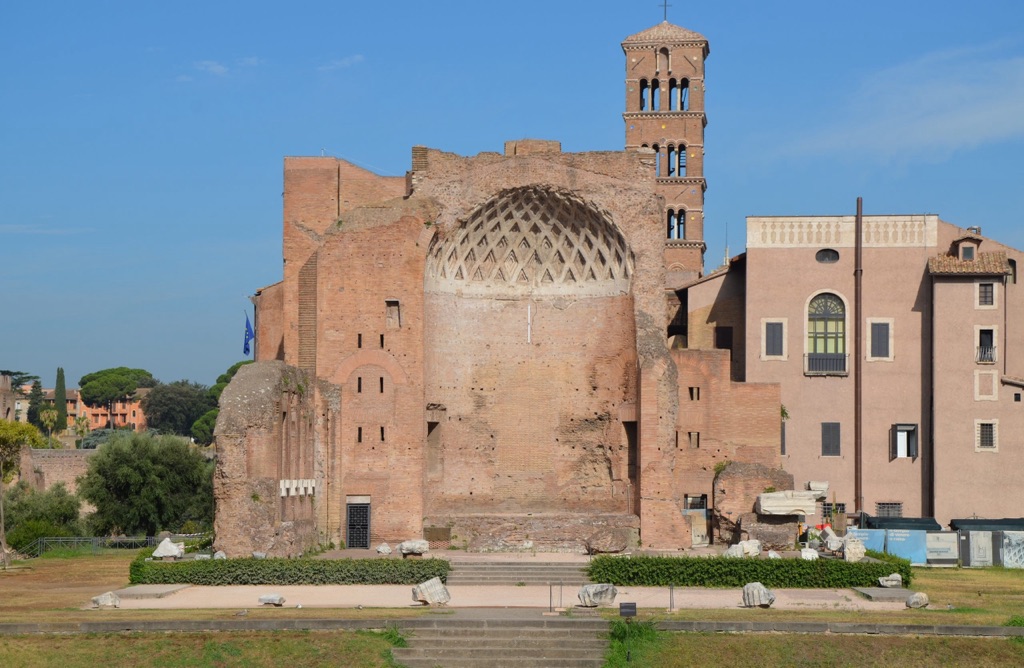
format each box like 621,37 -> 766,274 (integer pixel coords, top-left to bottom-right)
195,60 -> 229,76
791,45 -> 1024,160
318,54 -> 364,71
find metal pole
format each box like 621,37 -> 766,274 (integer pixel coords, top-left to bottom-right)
855,197 -> 864,515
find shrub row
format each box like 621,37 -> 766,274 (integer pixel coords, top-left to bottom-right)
586,554 -> 913,588
130,553 -> 451,586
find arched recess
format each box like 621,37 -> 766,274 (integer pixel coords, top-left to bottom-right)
329,349 -> 410,387
425,185 -> 634,298
422,185 -> 638,515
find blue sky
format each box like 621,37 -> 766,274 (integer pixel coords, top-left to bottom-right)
3,1 -> 1023,388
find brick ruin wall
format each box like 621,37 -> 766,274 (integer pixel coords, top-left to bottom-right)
214,361 -> 318,557
18,448 -> 94,495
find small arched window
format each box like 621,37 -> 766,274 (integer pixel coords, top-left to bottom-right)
668,79 -> 678,111
667,209 -> 685,240
652,143 -> 662,177
657,47 -> 670,73
651,79 -> 661,111
679,78 -> 690,111
807,293 -> 846,374
677,143 -> 687,177
639,79 -> 649,111
816,249 -> 840,263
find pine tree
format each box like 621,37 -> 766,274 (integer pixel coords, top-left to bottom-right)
54,368 -> 68,436
27,381 -> 44,430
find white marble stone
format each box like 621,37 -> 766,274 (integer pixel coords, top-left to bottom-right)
741,582 -> 775,608
578,584 -> 618,607
152,538 -> 184,559
755,490 -> 824,516
412,577 -> 450,606
843,535 -> 866,562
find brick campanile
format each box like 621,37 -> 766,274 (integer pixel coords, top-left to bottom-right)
622,21 -> 709,281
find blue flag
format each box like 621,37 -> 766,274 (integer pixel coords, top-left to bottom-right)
244,314 -> 255,356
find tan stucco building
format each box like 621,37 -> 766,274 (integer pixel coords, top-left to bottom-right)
682,215 -> 1023,526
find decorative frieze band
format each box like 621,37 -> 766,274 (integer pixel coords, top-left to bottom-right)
746,215 -> 939,249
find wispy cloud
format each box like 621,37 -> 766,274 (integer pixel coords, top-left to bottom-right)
790,44 -> 1024,160
237,56 -> 262,67
0,223 -> 89,235
195,60 -> 229,76
318,54 -> 364,71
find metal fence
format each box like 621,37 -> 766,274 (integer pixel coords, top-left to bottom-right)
19,536 -> 160,559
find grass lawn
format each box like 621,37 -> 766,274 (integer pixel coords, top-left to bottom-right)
4,552 -> 1024,667
0,630 -> 401,668
612,632 -> 1024,667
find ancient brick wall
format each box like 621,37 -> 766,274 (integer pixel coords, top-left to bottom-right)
18,448 -> 95,495
315,206 -> 431,547
214,362 -> 317,557
254,281 -> 284,361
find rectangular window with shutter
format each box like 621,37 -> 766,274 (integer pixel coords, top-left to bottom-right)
766,322 -> 783,356
867,319 -> 893,361
890,424 -> 918,460
762,318 -> 786,360
821,422 -> 841,456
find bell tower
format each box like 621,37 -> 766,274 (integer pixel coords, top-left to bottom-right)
622,21 -> 709,282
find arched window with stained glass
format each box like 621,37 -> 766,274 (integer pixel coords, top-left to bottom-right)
807,293 -> 847,374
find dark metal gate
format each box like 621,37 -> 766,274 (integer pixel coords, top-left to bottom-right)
346,503 -> 370,549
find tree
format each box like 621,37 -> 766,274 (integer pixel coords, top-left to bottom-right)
141,381 -> 215,436
207,360 -> 253,404
53,368 -> 68,437
0,371 -> 39,396
26,381 -> 44,430
78,367 -> 156,428
39,408 -> 57,446
190,360 -> 252,445
78,432 -> 214,536
0,420 -> 45,567
191,409 -> 218,446
3,480 -> 83,551
73,415 -> 90,448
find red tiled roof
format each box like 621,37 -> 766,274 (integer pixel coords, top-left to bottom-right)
623,21 -> 707,46
928,251 -> 1010,276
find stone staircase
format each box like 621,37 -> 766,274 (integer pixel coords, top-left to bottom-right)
391,617 -> 609,668
445,561 -> 591,586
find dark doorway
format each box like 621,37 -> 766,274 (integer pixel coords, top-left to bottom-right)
346,503 -> 370,549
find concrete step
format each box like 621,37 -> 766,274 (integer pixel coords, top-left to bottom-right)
445,562 -> 590,586
392,658 -> 605,668
403,629 -> 605,641
392,618 -> 609,668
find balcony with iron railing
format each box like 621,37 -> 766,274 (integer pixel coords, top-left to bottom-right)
976,346 -> 997,364
805,353 -> 848,376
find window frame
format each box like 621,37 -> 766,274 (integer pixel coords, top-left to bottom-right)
866,318 -> 894,362
890,423 -> 918,460
805,291 -> 849,375
761,318 -> 787,360
976,281 -> 997,309
975,419 -> 998,452
821,421 -> 841,457
976,325 -> 998,364
875,502 -> 904,518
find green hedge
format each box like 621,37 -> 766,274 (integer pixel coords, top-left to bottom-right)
586,554 -> 912,588
130,553 -> 450,586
